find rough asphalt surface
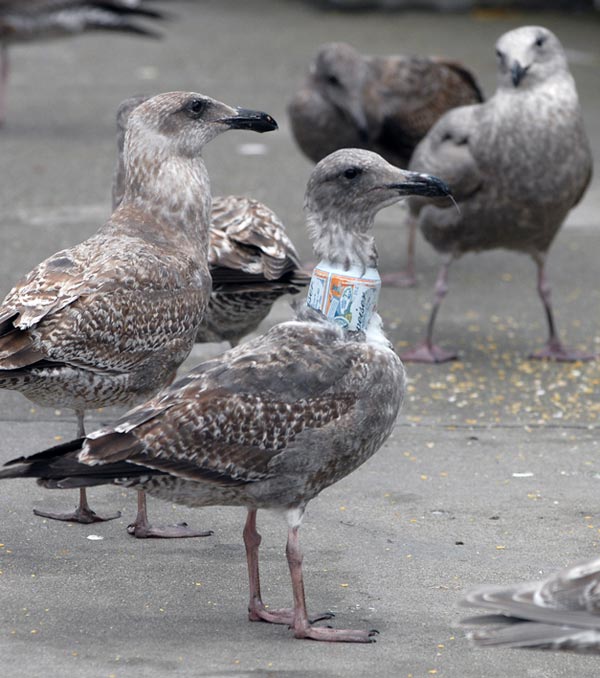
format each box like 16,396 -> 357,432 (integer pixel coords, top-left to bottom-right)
0,2 -> 599,676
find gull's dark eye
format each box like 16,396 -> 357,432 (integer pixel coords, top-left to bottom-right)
327,74 -> 340,86
343,167 -> 362,180
185,98 -> 208,118
534,34 -> 547,48
495,48 -> 504,60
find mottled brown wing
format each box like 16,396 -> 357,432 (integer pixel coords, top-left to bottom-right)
431,58 -> 484,103
209,196 -> 306,283
0,244 -> 100,331
0,232 -> 206,371
369,56 -> 483,156
85,389 -> 355,485
0,241 -> 106,368
81,315 -> 359,484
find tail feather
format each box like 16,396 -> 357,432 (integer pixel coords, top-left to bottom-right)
0,437 -> 165,487
3,437 -> 85,469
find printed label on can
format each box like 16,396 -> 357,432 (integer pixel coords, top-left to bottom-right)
306,261 -> 381,332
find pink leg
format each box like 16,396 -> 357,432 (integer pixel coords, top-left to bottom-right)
400,256 -> 458,363
286,524 -> 377,643
128,489 -> 213,539
243,509 -> 333,625
381,216 -> 418,288
529,253 -> 595,362
33,410 -> 121,523
0,45 -> 8,127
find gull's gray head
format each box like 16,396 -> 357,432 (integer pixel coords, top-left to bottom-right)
126,91 -> 278,159
495,26 -> 567,89
305,148 -> 450,270
117,92 -> 277,226
312,42 -> 370,141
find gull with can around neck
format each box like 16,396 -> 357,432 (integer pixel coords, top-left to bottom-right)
305,148 -> 450,275
0,91 -> 277,530
0,148 -> 451,643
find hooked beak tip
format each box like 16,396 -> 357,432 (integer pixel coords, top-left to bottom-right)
392,172 -> 452,199
220,108 -> 278,133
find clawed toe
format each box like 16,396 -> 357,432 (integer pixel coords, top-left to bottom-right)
311,611 -> 335,624
294,623 -> 378,643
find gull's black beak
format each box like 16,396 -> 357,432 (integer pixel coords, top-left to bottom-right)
219,108 -> 278,133
390,171 -> 452,198
510,61 -> 528,87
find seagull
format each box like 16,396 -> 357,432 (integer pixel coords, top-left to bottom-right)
288,41 -> 483,287
113,95 -> 310,350
401,26 -> 594,363
0,90 -> 277,528
114,95 -> 308,538
0,148 -> 451,642
462,557 -> 600,653
0,0 -> 165,125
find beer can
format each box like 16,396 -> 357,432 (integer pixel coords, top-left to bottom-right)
306,260 -> 381,332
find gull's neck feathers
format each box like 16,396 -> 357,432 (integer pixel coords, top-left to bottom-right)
305,209 -> 378,273
111,126 -> 211,255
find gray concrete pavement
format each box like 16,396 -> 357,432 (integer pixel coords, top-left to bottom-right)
0,2 -> 599,676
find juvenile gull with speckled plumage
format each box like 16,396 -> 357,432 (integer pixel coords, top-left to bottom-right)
288,41 -> 483,286
113,95 -> 310,349
0,149 -> 450,642
0,1 -> 165,125
401,26 -> 594,363
0,91 -> 277,527
462,557 -> 600,653
114,95 -> 308,538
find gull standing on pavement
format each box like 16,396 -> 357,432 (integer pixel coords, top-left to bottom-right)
0,91 -> 277,529
0,148 -> 451,642
401,26 -> 593,363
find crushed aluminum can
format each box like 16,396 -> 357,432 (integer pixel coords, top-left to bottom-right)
306,260 -> 381,332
